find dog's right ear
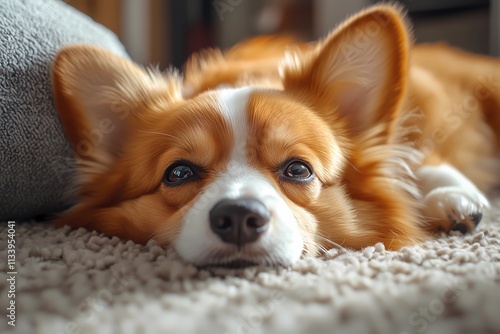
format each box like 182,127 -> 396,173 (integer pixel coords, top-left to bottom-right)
51,44 -> 183,161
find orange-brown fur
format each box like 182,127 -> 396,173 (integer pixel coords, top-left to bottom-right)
51,5 -> 500,258
409,45 -> 500,190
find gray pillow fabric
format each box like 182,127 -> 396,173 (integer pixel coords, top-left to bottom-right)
0,0 -> 129,220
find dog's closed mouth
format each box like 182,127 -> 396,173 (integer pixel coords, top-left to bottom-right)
205,259 -> 259,269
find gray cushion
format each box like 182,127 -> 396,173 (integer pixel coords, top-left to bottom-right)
0,0 -> 129,220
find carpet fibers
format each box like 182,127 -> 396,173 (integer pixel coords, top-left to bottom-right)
1,198 -> 500,334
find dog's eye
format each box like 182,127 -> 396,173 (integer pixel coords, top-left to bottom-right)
283,160 -> 313,181
163,162 -> 198,186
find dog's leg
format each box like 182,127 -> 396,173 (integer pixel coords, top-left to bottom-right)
416,164 -> 489,234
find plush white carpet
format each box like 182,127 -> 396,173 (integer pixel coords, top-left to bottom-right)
1,197 -> 500,334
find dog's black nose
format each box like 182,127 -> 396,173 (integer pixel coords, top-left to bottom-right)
209,198 -> 270,246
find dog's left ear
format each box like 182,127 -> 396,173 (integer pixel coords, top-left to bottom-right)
283,5 -> 410,134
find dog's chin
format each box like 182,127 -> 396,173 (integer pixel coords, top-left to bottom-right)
181,246 -> 296,269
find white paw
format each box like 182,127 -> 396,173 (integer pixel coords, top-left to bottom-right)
422,186 -> 489,233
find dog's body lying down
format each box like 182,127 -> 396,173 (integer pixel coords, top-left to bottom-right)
51,5 -> 498,267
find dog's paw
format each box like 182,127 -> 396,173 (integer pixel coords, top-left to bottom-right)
421,186 -> 489,234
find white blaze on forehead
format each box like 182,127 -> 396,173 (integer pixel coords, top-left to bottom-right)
215,86 -> 254,163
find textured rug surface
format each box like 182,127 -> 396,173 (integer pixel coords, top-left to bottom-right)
1,198 -> 500,334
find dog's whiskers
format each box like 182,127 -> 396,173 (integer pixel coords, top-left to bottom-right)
313,242 -> 329,255
312,233 -> 347,252
148,228 -> 180,244
146,231 -> 157,242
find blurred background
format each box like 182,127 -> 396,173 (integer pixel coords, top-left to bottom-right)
67,0 -> 497,69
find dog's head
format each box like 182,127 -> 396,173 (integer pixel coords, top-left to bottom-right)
51,6 -> 424,267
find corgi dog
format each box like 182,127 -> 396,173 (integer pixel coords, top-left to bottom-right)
51,5 -> 498,267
